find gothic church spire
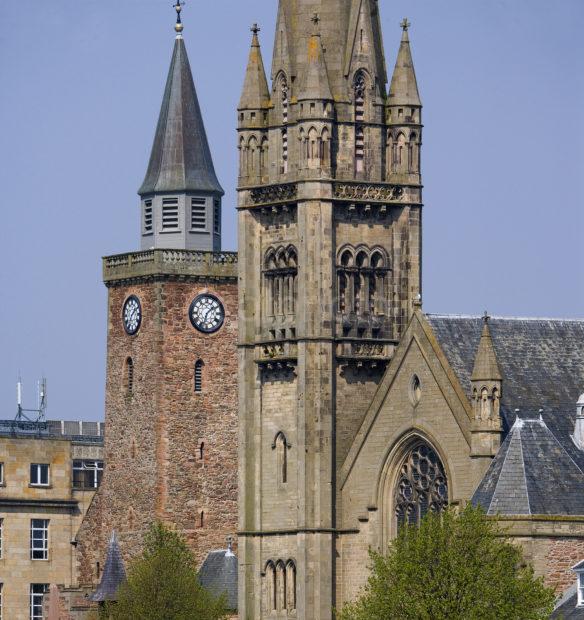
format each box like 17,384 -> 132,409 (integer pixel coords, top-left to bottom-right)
388,18 -> 421,107
239,25 -> 270,111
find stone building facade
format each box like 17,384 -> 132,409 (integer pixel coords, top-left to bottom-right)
0,420 -> 103,620
74,21 -> 239,596
236,2 -> 584,619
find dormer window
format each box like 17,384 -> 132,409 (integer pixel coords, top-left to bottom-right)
162,198 -> 179,231
578,571 -> 584,607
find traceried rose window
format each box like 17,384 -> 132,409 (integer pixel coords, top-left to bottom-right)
394,442 -> 448,528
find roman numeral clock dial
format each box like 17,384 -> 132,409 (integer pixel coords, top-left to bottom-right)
189,294 -> 225,333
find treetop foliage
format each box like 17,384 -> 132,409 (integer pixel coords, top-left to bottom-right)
338,505 -> 556,620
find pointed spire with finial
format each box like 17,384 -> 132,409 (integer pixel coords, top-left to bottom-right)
239,24 -> 270,111
471,313 -> 503,382
174,0 -> 184,37
388,17 -> 421,106
297,13 -> 333,101
139,1 -> 223,197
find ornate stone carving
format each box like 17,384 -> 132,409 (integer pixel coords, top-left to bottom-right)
262,343 -> 285,358
351,342 -> 385,356
250,183 -> 298,205
333,183 -> 404,202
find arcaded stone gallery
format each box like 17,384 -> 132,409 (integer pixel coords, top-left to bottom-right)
1,1 -> 582,619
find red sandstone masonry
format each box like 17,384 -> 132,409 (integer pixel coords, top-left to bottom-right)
76,277 -> 238,584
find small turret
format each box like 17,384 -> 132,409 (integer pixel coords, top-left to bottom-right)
238,25 -> 270,185
470,314 -> 503,458
387,19 -> 422,183
138,3 -> 223,251
298,14 -> 333,102
89,531 -> 126,603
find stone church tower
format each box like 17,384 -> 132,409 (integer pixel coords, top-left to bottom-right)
76,7 -> 238,582
237,2 -> 422,618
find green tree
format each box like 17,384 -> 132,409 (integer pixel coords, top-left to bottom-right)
338,505 -> 555,620
102,522 -> 228,620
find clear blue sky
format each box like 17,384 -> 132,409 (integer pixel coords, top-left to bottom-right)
0,1 -> 582,422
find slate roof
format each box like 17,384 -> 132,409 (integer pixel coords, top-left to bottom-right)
198,548 -> 238,610
425,315 -> 584,515
89,531 -> 126,602
139,37 -> 223,196
551,582 -> 584,619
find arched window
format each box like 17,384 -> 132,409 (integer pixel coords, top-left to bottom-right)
194,360 -> 203,393
286,561 -> 297,611
394,442 -> 448,530
308,127 -> 319,168
409,132 -> 418,173
264,245 -> 298,322
274,432 -> 288,484
248,136 -> 258,174
396,133 -> 407,173
276,561 -> 286,611
125,357 -> 134,395
260,137 -> 269,177
239,136 -> 246,176
321,127 -> 330,166
265,562 -> 277,612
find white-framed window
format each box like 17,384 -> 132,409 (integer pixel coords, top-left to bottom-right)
143,200 -> 153,234
161,197 -> 179,230
0,462 -> 3,485
578,571 -> 584,607
73,460 -> 104,490
30,584 -> 49,619
30,520 -> 49,560
213,199 -> 221,234
30,464 -> 49,487
191,198 -> 206,230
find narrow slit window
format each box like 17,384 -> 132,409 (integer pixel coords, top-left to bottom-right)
199,511 -> 204,528
194,360 -> 203,393
191,198 -> 206,230
213,199 -> 221,234
199,442 -> 205,460
162,197 -> 179,230
0,462 -> 3,485
143,200 -> 153,234
0,518 -> 3,559
0,582 -> 3,620
126,357 -> 134,395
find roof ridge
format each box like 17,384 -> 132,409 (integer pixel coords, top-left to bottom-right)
426,313 -> 584,322
518,425 -> 532,516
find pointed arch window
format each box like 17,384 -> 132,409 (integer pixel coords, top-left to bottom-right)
286,561 -> 297,611
409,131 -> 419,173
274,432 -> 289,484
276,561 -> 286,611
394,442 -> 448,530
264,246 -> 298,321
194,360 -> 203,393
265,561 -> 277,612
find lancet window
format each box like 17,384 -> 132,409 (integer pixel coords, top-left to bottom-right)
394,442 -> 448,529
337,246 -> 389,316
389,130 -> 419,174
274,432 -> 289,484
264,559 -> 297,613
354,71 -> 366,172
264,246 -> 298,319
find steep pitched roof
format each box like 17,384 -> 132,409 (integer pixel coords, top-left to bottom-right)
298,31 -> 333,101
139,38 -> 223,196
198,548 -> 238,610
472,417 -> 584,515
425,314 -> 584,514
89,531 -> 126,602
239,27 -> 270,110
388,26 -> 421,106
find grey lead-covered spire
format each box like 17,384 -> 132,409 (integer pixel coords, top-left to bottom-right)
139,37 -> 223,196
89,531 -> 126,602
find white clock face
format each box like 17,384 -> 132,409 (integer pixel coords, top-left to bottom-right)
189,294 -> 224,333
123,296 -> 142,335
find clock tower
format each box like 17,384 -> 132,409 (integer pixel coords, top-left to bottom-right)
76,4 -> 238,583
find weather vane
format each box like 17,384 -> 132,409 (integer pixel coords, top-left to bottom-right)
174,1 -> 185,35
251,23 -> 260,36
400,17 -> 411,32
